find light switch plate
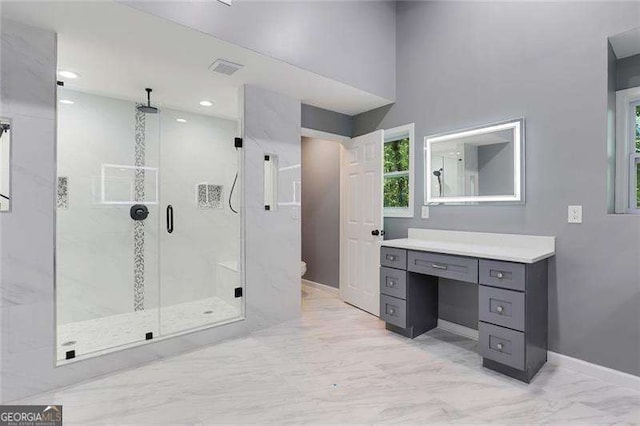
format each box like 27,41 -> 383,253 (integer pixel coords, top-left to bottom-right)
568,205 -> 582,223
421,206 -> 430,219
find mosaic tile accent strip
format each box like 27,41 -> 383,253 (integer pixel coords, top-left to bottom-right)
133,107 -> 146,312
197,183 -> 223,209
134,107 -> 146,203
133,221 -> 145,311
207,185 -> 223,209
57,176 -> 69,209
197,183 -> 208,208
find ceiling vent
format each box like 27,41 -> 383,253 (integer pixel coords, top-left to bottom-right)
209,59 -> 243,76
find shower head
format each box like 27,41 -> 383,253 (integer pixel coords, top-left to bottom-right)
0,123 -> 10,139
433,170 -> 441,177
137,88 -> 158,114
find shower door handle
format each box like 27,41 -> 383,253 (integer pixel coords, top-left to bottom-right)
166,205 -> 174,234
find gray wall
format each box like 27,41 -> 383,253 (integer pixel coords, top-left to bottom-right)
0,18 -> 301,402
302,104 -> 353,137
355,1 -> 640,376
617,53 -> 640,90
301,137 -> 341,288
122,0 -> 396,101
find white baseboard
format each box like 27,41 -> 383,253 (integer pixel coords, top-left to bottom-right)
547,351 -> 640,391
301,279 -> 339,296
436,319 -> 640,391
437,319 -> 479,341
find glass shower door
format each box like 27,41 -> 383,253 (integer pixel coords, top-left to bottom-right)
158,109 -> 243,335
56,89 -> 245,361
56,88 -> 161,361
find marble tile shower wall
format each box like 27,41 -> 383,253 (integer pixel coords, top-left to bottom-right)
242,85 -> 302,329
0,19 -> 302,401
0,18 -> 58,402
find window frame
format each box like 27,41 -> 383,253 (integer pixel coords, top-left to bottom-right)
630,154 -> 640,214
615,88 -> 640,214
383,124 -> 414,218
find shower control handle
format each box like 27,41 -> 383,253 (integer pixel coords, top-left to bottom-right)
130,204 -> 149,221
166,205 -> 174,234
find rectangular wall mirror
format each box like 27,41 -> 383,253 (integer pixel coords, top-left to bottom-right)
425,118 -> 524,204
0,118 -> 11,212
264,154 -> 278,211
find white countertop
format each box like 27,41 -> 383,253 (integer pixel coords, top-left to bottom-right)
382,229 -> 555,264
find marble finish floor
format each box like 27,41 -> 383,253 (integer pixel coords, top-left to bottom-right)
21,284 -> 640,424
57,296 -> 240,361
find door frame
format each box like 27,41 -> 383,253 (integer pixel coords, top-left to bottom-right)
301,127 -> 384,313
301,127 -> 351,296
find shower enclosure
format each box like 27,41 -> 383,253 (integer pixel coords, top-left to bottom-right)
55,87 -> 244,362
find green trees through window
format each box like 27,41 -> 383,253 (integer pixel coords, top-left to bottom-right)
383,138 -> 410,208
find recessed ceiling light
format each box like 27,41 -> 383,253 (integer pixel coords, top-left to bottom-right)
58,70 -> 79,79
176,118 -> 187,123
59,99 -> 74,105
199,100 -> 214,107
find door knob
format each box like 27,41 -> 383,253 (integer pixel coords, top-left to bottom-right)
371,229 -> 380,236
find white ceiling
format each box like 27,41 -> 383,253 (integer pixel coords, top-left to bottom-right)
610,27 -> 640,60
2,1 -> 391,119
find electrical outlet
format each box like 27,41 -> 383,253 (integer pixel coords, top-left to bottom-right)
421,206 -> 430,219
568,205 -> 582,224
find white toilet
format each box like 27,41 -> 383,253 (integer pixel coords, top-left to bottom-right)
301,261 -> 307,277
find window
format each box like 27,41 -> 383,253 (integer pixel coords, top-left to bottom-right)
615,88 -> 640,213
383,124 -> 414,217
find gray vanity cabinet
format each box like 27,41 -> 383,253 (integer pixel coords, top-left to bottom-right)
379,246 -> 549,383
478,258 -> 548,383
380,252 -> 438,339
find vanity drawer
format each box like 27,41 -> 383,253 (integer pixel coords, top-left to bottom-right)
479,259 -> 525,291
479,322 -> 525,371
380,247 -> 407,270
479,285 -> 525,332
380,294 -> 407,328
407,251 -> 478,284
380,267 -> 407,299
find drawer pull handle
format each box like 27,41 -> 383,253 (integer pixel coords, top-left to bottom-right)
387,280 -> 395,288
431,263 -> 448,270
495,343 -> 504,351
388,308 -> 395,315
496,271 -> 504,279
386,255 -> 396,261
495,305 -> 504,314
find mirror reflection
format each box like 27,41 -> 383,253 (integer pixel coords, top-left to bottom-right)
425,119 -> 523,204
0,118 -> 10,212
264,154 -> 278,211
